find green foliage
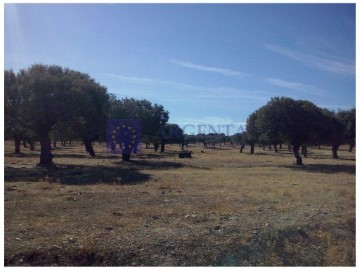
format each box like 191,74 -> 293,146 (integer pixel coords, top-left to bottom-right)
336,109 -> 355,146
4,69 -> 27,140
230,132 -> 244,145
62,69 -> 110,144
245,111 -> 260,145
166,123 -> 184,144
255,97 -> 325,147
110,97 -> 169,139
5,64 -> 112,164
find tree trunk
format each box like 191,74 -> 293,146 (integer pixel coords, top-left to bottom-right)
39,133 -> 54,167
23,140 -> 28,148
14,137 -> 21,154
160,140 -> 165,153
301,146 -> 307,157
250,144 -> 254,154
273,144 -> 278,153
332,145 -> 339,159
288,145 -> 292,152
29,141 -> 35,151
84,139 -> 96,157
240,145 -> 245,153
293,145 -> 303,165
279,144 -> 282,149
349,143 -> 355,152
122,153 -> 131,161
154,143 -> 159,152
53,140 -> 57,148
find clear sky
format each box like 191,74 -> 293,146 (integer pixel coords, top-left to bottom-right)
4,3 -> 356,135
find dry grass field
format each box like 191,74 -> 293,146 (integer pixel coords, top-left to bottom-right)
4,140 -> 356,266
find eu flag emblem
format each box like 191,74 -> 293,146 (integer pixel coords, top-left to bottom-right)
107,119 -> 142,154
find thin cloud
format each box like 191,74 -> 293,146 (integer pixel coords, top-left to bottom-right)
319,104 -> 354,110
105,73 -> 267,102
170,59 -> 249,78
103,73 -> 203,91
266,78 -> 329,96
266,44 -> 355,76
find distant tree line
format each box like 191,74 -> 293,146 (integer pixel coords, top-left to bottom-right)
184,133 -> 232,148
5,64 -> 184,167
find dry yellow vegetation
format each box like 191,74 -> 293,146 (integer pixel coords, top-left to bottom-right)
4,141 -> 355,266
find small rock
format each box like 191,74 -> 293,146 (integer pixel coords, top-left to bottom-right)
113,211 -> 123,216
214,226 -> 222,231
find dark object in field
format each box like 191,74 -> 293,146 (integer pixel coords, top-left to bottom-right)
179,151 -> 192,158
122,154 -> 131,161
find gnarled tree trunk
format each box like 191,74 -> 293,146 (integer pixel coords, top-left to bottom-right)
293,145 -> 303,165
240,144 -> 245,153
39,133 -> 54,168
273,144 -> 278,153
84,139 -> 96,157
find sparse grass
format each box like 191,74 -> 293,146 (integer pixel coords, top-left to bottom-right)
4,141 -> 355,266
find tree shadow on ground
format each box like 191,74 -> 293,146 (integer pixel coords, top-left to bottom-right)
4,164 -> 151,185
4,152 -> 39,158
282,164 -> 355,175
141,152 -> 178,159
114,159 -> 184,170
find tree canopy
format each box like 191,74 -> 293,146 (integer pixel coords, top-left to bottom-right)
246,97 -> 355,164
5,64 -> 111,167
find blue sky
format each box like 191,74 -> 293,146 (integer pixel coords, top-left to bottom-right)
4,4 -> 356,135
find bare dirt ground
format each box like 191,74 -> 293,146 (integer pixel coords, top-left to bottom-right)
4,141 -> 356,266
